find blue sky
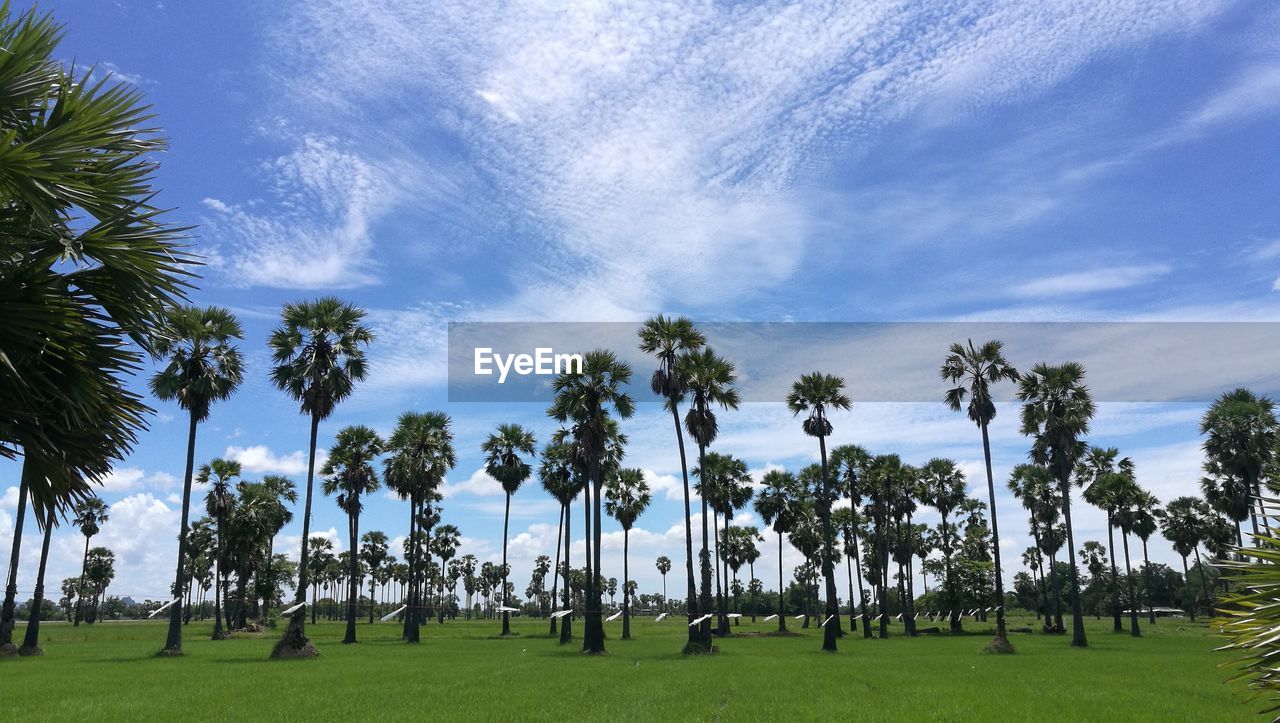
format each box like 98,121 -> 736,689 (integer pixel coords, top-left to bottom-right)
3,0 -> 1280,604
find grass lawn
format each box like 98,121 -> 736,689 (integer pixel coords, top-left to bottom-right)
2,613 -> 1252,721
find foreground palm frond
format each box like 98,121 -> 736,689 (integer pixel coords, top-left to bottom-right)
1215,497 -> 1280,716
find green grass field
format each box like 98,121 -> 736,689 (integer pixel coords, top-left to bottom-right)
2,613 -> 1252,721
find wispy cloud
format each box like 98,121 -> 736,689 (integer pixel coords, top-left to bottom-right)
1011,263 -> 1172,298
201,134 -> 409,289
225,444 -> 321,476
260,0 -> 1226,314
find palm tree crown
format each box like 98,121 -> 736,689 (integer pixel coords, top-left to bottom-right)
150,306 -> 245,423
268,297 -> 374,420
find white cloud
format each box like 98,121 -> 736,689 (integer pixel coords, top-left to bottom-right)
202,135 -> 411,289
263,0 -> 1226,315
1011,264 -> 1173,298
1,486 -> 18,510
441,467 -> 503,499
98,467 -> 181,494
225,444 -> 316,476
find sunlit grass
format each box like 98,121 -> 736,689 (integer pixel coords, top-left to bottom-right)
3,613 -> 1251,720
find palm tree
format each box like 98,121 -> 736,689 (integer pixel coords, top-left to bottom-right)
1008,462 -> 1063,631
694,451 -> 754,635
1161,496 -> 1212,619
831,444 -> 874,637
1018,362 -> 1095,647
268,297 -> 373,658
148,306 -> 243,655
360,531 -> 390,624
1110,474 -> 1145,637
321,425 -> 384,644
604,468 -> 652,639
1201,388 -> 1278,541
548,349 -> 634,655
0,6 -> 195,653
941,339 -> 1019,652
638,315 -> 706,652
539,439 -> 578,641
257,475 -> 296,622
655,556 -> 672,610
1076,447 -> 1131,633
786,372 -> 850,652
483,423 -> 537,636
1130,490 -> 1159,625
755,469 -> 798,633
918,458 -> 969,634
677,347 -> 739,652
200,459 -> 241,640
431,524 -> 461,623
71,497 -> 110,627
383,411 -> 454,643
306,536 -> 334,625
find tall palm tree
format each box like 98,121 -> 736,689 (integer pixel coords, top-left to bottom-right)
1130,489 -> 1159,625
200,459 -> 241,640
1201,388 -> 1278,541
918,458 -> 969,634
321,425 -> 384,644
539,439 -> 578,641
1109,473 -> 1144,637
638,315 -> 706,652
431,524 -> 461,623
830,444 -> 873,637
0,6 -> 195,653
941,339 -> 1019,652
1008,463 -> 1063,632
268,297 -> 373,658
605,468 -> 652,640
786,372 -> 850,652
1018,362 -> 1095,648
655,556 -> 672,610
1076,446 -> 1131,633
71,497 -> 110,627
548,349 -> 634,655
678,347 -> 739,652
360,531 -> 390,624
383,411 -> 454,643
694,451 -> 753,635
1161,496 -> 1212,619
755,469 -> 798,633
149,306 -> 243,655
483,423 -> 537,636
257,475 -> 296,622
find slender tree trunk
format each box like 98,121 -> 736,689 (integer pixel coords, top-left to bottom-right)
559,499 -> 573,644
714,511 -> 727,636
1121,530 -> 1140,637
816,433 -> 839,652
845,544 -> 856,632
1180,555 -> 1195,621
670,403 -> 701,654
979,422 -> 1010,648
212,518 -> 227,640
158,411 -> 200,654
74,534 -> 92,627
1142,538 -> 1155,625
549,504 -> 563,636
748,561 -> 756,622
1058,473 -> 1087,647
344,503 -> 360,644
311,583 -> 318,625
1049,550 -> 1064,632
852,530 -> 871,638
405,492 -> 420,643
502,491 -> 512,635
18,507 -> 54,655
622,529 -> 632,640
697,442 -> 714,650
777,532 -> 788,633
273,412 -> 320,658
1106,514 -> 1121,632
588,462 -> 606,654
